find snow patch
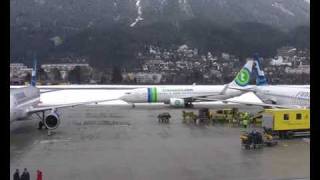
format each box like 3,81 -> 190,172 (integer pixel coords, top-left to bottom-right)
39,89 -> 263,106
40,90 -> 127,105
130,0 -> 144,27
160,0 -> 167,5
272,2 -> 295,16
50,36 -> 63,46
40,139 -> 71,144
34,0 -> 45,5
178,0 -> 193,17
113,0 -> 118,7
228,92 -> 263,103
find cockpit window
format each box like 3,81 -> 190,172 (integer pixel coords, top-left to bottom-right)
125,92 -> 132,95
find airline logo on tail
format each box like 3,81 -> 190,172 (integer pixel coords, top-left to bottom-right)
235,68 -> 250,86
230,60 -> 254,87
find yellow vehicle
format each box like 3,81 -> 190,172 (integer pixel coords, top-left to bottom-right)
212,108 -> 237,123
182,111 -> 197,124
262,108 -> 310,139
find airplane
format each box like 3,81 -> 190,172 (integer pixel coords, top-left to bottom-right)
120,60 -> 256,108
10,59 -> 118,130
208,55 -> 310,109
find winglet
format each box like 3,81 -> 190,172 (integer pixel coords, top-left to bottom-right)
229,60 -> 254,88
253,53 -> 268,86
31,55 -> 37,87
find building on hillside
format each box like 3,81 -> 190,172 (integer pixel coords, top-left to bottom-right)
277,46 -> 297,57
270,56 -> 292,66
41,63 -> 92,80
221,53 -> 230,60
134,73 -> 162,84
10,63 -> 33,79
285,64 -> 310,74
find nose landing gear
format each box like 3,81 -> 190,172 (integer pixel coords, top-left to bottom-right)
185,102 -> 194,108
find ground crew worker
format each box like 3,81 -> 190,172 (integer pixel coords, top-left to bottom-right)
209,111 -> 212,120
21,168 -> 30,180
243,112 -> 249,128
13,169 -> 20,180
37,169 -> 43,180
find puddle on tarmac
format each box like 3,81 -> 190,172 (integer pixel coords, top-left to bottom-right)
74,120 -> 130,126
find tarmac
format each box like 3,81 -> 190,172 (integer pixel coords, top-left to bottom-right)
10,105 -> 310,180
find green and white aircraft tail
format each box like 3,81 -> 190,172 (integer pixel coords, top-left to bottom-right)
228,60 -> 254,89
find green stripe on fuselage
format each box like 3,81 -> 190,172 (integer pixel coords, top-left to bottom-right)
151,87 -> 157,102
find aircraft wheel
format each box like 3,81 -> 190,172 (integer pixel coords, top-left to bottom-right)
38,121 -> 44,130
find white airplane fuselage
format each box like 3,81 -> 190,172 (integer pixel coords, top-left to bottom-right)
254,86 -> 310,107
121,85 -> 245,103
10,86 -> 40,122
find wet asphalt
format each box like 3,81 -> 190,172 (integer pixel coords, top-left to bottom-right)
10,105 -> 310,180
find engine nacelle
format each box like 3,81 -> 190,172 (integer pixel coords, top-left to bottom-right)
44,112 -> 61,130
169,98 -> 185,107
264,99 -> 277,105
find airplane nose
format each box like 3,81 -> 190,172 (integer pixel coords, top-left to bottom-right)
119,94 -> 128,101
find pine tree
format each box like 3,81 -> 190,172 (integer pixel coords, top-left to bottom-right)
111,66 -> 123,84
52,68 -> 62,82
68,66 -> 81,84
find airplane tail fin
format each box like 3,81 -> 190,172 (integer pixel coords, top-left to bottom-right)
228,59 -> 254,88
252,53 -> 268,86
30,56 -> 37,87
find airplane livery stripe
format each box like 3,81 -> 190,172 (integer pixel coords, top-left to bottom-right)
147,88 -> 157,103
152,87 -> 157,102
147,88 -> 151,103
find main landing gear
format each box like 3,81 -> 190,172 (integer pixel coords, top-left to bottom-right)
34,111 -> 56,136
35,111 -> 47,130
185,102 -> 194,108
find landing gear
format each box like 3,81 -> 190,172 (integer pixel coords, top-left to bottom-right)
35,111 -> 47,130
38,121 -> 44,130
185,102 -> 194,108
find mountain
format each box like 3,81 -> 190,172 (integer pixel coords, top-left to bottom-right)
10,0 -> 310,66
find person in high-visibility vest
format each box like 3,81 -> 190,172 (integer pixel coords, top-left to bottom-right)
243,112 -> 249,128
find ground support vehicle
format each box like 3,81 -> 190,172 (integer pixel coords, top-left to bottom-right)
211,108 -> 239,124
197,108 -> 211,125
240,131 -> 278,150
158,112 -> 171,123
182,111 -> 197,124
261,109 -> 310,139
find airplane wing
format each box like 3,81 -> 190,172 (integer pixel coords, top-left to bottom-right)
227,86 -> 257,93
27,98 -> 119,114
179,84 -> 257,102
194,97 -> 301,109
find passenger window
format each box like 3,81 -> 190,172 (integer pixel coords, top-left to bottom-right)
296,113 -> 302,120
283,114 -> 289,120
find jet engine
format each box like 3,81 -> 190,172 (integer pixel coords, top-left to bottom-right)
264,99 -> 277,104
44,112 -> 61,130
169,98 -> 185,107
